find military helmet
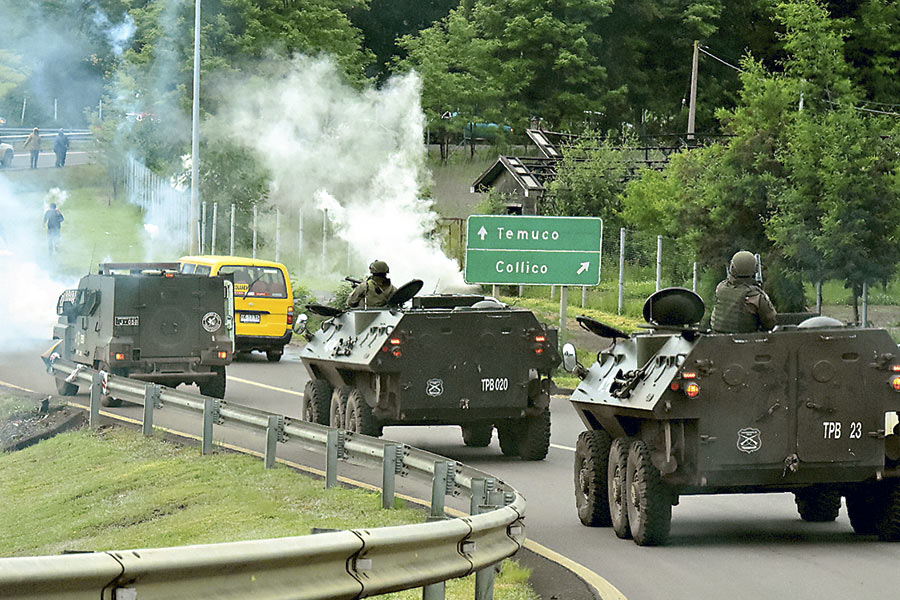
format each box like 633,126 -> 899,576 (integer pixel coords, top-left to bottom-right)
369,260 -> 389,275
729,251 -> 757,278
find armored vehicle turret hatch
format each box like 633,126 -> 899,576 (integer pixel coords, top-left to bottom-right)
300,281 -> 560,460
565,287 -> 900,545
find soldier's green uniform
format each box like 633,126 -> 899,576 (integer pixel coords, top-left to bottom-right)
348,260 -> 397,308
710,251 -> 777,333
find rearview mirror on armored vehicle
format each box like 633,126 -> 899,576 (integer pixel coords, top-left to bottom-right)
562,343 -> 577,372
294,313 -> 308,334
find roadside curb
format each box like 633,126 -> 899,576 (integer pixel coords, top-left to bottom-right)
2,408 -> 86,452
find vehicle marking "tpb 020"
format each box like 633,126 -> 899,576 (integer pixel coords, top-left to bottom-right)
481,377 -> 509,392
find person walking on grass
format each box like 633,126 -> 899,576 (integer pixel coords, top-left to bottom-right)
42,202 -> 64,255
24,128 -> 41,169
54,129 -> 69,167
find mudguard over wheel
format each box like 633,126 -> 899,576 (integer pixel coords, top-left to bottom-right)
574,429 -> 612,527
625,440 -> 672,546
795,485 -> 841,522
846,485 -> 883,535
345,389 -> 380,436
608,437 -> 632,539
55,377 -> 78,396
519,409 -> 550,461
302,378 -> 332,425
462,423 -> 493,447
496,423 -> 520,457
199,366 -> 226,399
330,386 -> 351,428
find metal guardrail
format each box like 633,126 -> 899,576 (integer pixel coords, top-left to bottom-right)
0,128 -> 92,144
0,360 -> 526,599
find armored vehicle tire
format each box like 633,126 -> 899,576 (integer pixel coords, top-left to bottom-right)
496,423 -> 520,457
330,386 -> 352,428
345,389 -> 381,437
519,409 -> 550,461
303,379 -> 332,425
55,377 -> 79,396
574,429 -> 612,527
266,350 -> 283,362
794,486 -> 841,522
199,366 -> 226,399
462,423 -> 493,447
876,481 -> 900,541
846,485 -> 882,535
608,437 -> 632,539
625,440 -> 672,546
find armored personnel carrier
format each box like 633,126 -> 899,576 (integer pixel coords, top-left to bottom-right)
50,262 -> 234,403
299,280 -> 560,460
564,287 -> 900,545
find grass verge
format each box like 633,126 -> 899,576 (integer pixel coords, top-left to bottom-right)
0,417 -> 535,599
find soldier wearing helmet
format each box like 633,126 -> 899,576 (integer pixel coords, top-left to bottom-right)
710,250 -> 777,333
347,260 -> 397,308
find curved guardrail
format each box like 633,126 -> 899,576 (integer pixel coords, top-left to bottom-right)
0,360 -> 526,599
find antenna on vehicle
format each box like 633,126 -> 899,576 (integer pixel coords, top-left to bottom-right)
88,244 -> 96,274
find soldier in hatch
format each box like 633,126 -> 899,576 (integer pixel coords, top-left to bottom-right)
347,260 -> 397,308
710,250 -> 777,333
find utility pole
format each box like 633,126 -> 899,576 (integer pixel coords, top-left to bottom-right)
189,0 -> 202,254
687,40 -> 699,141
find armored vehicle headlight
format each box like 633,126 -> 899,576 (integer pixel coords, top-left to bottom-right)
389,336 -> 402,346
114,352 -> 126,361
685,382 -> 701,398
892,375 -> 900,392
681,371 -> 697,379
535,335 -> 546,343
218,351 -> 228,359
892,365 -> 900,372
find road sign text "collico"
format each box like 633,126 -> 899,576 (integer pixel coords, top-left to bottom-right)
495,260 -> 549,274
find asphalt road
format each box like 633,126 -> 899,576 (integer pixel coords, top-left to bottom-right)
4,338 -> 900,599
0,148 -> 91,171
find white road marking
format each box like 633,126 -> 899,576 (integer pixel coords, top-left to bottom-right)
227,375 -> 303,397
551,443 -> 575,452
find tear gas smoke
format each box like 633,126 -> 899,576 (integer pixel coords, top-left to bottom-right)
218,56 -> 468,292
0,177 -> 73,348
92,10 -> 137,57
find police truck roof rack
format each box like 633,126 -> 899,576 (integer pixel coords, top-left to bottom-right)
98,262 -> 182,275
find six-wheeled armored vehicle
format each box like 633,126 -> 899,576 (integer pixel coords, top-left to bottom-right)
50,262 -> 234,403
564,287 -> 900,545
299,280 -> 560,460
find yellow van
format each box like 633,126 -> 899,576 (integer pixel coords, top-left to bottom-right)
179,256 -> 293,361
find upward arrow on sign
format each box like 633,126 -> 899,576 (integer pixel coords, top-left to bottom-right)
478,226 -> 488,241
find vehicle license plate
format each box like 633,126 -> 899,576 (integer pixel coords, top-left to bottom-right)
240,313 -> 261,323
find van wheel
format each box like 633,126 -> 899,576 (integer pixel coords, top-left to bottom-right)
345,389 -> 380,437
795,485 -> 841,522
302,379 -> 332,425
462,423 -> 493,447
876,481 -> 900,541
266,350 -> 283,362
608,437 -> 632,538
625,440 -> 672,546
574,429 -> 612,527
56,377 -> 79,396
519,409 -> 550,461
496,423 -> 520,457
330,386 -> 351,428
199,366 -> 226,399
1,149 -> 12,167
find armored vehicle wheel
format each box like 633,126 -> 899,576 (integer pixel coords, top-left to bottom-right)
461,423 -> 493,447
496,423 -> 520,457
330,386 -> 351,428
608,437 -> 632,539
574,429 -> 612,527
846,485 -> 883,535
794,486 -> 841,522
199,366 -> 226,399
345,389 -> 380,437
519,409 -> 550,461
302,379 -> 332,425
876,480 -> 900,541
266,350 -> 283,362
55,377 -> 78,396
625,440 -> 672,546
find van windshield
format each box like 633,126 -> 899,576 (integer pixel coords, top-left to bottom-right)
219,265 -> 287,298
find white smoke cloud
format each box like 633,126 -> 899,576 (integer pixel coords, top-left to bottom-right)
92,10 -> 137,57
219,56 -> 467,292
0,177 -> 74,347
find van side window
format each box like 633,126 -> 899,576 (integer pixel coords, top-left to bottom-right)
195,265 -> 211,275
181,263 -> 196,274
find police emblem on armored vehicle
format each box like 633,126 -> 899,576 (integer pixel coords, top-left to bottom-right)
202,311 -> 222,332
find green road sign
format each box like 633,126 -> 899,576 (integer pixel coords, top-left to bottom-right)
465,215 -> 603,285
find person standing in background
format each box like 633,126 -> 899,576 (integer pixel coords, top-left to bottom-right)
42,202 -> 64,255
53,129 -> 69,167
24,128 -> 41,169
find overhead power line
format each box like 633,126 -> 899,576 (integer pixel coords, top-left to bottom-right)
699,45 -> 744,73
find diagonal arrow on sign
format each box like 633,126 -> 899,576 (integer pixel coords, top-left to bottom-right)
577,262 -> 590,275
